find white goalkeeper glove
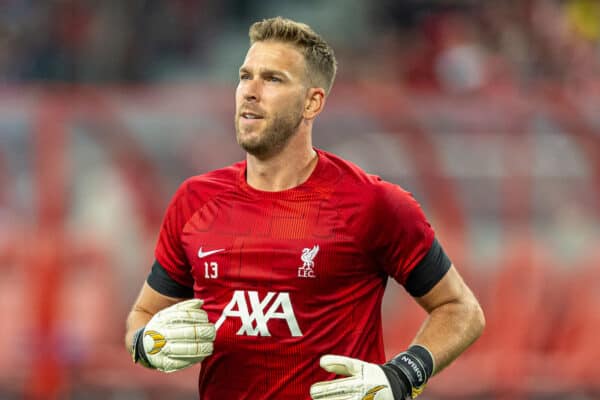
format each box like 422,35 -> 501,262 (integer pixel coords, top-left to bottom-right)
131,299 -> 215,373
310,355 -> 394,400
311,346 -> 434,399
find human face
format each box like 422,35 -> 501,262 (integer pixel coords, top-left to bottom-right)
235,41 -> 308,158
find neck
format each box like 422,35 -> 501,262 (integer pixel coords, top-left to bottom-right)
246,129 -> 318,192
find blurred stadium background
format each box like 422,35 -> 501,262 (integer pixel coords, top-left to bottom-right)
1,0 -> 599,399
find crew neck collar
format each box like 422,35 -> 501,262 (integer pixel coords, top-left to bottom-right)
238,148 -> 329,199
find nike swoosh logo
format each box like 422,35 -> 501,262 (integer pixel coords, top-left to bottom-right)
197,247 -> 225,258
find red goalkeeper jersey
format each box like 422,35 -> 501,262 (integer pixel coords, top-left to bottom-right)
152,149 -> 439,399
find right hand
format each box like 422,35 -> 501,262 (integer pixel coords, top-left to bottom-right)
310,355 -> 396,400
133,299 -> 216,373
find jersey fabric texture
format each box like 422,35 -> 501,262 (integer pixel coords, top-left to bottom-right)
150,149 -> 449,399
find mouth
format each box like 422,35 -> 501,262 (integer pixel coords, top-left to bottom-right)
240,111 -> 264,120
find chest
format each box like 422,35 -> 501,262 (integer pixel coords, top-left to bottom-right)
180,195 -> 373,293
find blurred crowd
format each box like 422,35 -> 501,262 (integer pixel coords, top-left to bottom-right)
1,0 -> 599,90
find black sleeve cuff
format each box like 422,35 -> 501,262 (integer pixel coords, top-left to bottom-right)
404,238 -> 451,297
147,260 -> 194,298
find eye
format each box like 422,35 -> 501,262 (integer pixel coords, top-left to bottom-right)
239,73 -> 250,80
266,76 -> 282,83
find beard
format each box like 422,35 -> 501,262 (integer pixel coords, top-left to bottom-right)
235,101 -> 304,158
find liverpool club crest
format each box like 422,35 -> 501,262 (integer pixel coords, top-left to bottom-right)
298,245 -> 319,278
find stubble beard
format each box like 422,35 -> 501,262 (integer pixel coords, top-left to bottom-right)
236,103 -> 304,159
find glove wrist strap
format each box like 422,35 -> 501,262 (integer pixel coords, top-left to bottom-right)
132,327 -> 154,369
383,345 -> 434,399
381,363 -> 411,399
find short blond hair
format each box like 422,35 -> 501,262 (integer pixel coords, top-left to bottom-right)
249,17 -> 338,95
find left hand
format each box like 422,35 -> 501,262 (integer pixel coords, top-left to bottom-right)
310,355 -> 394,400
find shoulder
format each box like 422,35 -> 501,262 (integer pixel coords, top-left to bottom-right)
171,161 -> 244,205
319,149 -> 413,206
318,149 -> 376,185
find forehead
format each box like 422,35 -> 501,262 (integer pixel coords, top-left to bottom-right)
241,41 -> 306,75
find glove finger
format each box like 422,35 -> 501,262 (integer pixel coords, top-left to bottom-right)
311,393 -> 354,400
319,355 -> 361,376
174,299 -> 204,310
167,341 -> 213,359
158,358 -> 198,374
158,309 -> 209,324
310,377 -> 359,399
166,324 -> 216,341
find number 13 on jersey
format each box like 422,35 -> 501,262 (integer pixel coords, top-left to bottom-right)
204,261 -> 218,279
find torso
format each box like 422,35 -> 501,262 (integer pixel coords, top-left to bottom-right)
155,149 -> 432,399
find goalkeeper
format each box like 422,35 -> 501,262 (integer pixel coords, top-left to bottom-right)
125,16 -> 485,399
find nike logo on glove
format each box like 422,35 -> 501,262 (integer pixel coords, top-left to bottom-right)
198,247 -> 225,258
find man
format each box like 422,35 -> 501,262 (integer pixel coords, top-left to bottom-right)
125,17 -> 485,400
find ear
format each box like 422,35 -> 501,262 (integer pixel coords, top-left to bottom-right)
303,88 -> 326,120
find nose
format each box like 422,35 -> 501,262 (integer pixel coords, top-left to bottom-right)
241,79 -> 261,103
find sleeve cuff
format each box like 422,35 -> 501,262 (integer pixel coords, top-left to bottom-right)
147,260 -> 194,298
404,238 -> 451,297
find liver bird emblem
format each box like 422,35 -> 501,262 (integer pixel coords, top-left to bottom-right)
301,245 -> 320,268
